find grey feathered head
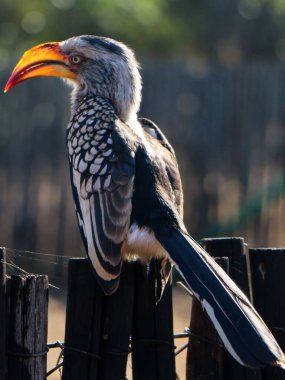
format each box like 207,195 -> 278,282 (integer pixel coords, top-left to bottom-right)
60,36 -> 142,122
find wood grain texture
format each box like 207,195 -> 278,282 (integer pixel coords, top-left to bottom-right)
132,259 -> 176,380
97,263 -> 134,380
250,248 -> 285,380
197,238 -> 262,380
62,258 -> 134,380
0,248 -> 6,380
62,258 -> 103,380
186,257 -> 228,380
6,275 -> 48,380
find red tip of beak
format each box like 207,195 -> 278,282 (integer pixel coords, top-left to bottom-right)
4,77 -> 15,93
4,67 -> 30,93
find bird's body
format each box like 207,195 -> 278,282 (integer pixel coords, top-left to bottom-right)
67,94 -> 181,293
5,35 -> 285,370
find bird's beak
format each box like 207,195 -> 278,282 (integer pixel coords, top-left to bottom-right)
4,42 -> 77,93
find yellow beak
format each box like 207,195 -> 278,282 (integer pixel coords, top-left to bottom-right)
4,42 -> 77,93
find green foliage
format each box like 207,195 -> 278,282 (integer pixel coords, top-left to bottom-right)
1,0 -> 285,69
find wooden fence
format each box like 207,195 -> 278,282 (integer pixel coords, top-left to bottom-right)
1,238 -> 285,379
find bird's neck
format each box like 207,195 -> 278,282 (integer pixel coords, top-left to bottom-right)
70,72 -> 141,125
69,94 -> 144,146
70,86 -> 140,128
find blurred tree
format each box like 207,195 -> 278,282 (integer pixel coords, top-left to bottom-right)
1,0 -> 285,68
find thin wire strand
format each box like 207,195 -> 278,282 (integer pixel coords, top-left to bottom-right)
176,281 -> 193,296
5,247 -> 72,259
175,342 -> 190,356
4,257 -> 31,275
46,362 -> 63,378
5,247 -> 75,266
3,253 -> 64,290
1,259 -> 20,276
7,254 -> 70,267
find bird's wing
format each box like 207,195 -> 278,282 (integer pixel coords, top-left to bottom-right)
67,101 -> 136,294
139,117 -> 185,300
138,117 -> 175,154
139,117 -> 184,216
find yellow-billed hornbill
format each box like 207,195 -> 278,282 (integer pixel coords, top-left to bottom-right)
5,36 -> 285,369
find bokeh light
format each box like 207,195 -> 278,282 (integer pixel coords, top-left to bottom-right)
21,11 -> 46,35
50,0 -> 76,11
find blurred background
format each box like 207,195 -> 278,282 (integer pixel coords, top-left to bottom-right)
1,0 -> 285,377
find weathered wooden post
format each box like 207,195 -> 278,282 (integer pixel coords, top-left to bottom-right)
6,275 -> 48,380
250,248 -> 285,380
96,263 -> 134,379
62,259 -> 103,380
203,238 -> 251,296
0,248 -> 6,380
62,258 -> 134,380
132,259 -> 176,380
186,256 -> 228,380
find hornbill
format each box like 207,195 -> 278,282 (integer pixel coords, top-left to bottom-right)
5,35 -> 285,369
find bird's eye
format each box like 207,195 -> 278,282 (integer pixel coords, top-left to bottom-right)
69,55 -> 83,65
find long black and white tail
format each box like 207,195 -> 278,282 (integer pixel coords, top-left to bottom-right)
158,229 -> 285,369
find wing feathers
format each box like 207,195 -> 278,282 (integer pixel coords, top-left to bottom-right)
68,96 -> 136,294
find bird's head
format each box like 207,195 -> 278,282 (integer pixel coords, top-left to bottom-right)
5,35 -> 142,122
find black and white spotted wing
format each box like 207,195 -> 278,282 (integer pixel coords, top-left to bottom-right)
67,96 -> 136,294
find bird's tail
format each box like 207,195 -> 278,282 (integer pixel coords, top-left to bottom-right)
158,229 -> 285,369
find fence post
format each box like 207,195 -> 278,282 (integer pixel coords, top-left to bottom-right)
96,262 -> 134,379
186,237 -> 262,380
204,238 -> 262,380
62,258 -> 103,380
132,259 -> 176,380
62,258 -> 134,380
250,248 -> 285,380
186,257 -> 228,380
6,275 -> 48,380
202,237 -> 251,296
0,248 -> 6,380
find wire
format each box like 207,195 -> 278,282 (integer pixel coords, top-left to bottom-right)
5,247 -> 74,262
2,247 -> 80,290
